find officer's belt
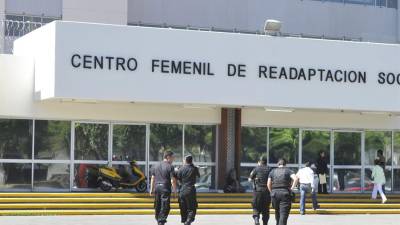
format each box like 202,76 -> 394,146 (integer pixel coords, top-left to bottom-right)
156,183 -> 170,185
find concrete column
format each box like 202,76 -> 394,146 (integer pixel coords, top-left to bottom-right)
62,0 -> 128,25
217,108 -> 241,189
0,0 -> 5,53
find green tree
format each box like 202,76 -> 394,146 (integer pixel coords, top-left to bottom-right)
74,123 -> 108,160
241,127 -> 267,163
269,128 -> 299,164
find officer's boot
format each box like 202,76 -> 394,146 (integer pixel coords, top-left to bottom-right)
253,217 -> 260,225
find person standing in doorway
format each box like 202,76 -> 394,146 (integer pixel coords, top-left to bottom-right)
371,158 -> 387,204
267,158 -> 298,225
296,162 -> 319,215
149,151 -> 177,225
176,155 -> 200,225
316,151 -> 329,194
249,155 -> 271,225
377,149 -> 386,193
377,149 -> 386,169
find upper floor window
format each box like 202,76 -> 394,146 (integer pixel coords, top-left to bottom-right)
313,0 -> 397,8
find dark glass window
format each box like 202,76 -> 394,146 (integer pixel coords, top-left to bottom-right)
34,163 -> 69,189
74,123 -> 108,160
34,120 -> 71,160
334,132 -> 361,165
302,130 -> 330,164
387,0 -> 397,8
112,124 -> 146,161
364,131 -> 391,166
185,125 -> 216,163
150,124 -> 183,162
269,128 -> 299,164
241,127 -> 267,163
0,119 -> 32,159
0,163 -> 32,189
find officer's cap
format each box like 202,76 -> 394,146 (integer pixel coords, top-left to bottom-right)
259,155 -> 267,164
163,150 -> 174,159
185,155 -> 193,164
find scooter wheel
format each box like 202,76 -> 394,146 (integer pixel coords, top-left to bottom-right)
100,180 -> 113,192
135,181 -> 147,193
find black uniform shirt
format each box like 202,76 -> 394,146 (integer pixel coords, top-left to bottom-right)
268,167 -> 294,190
316,156 -> 329,174
177,164 -> 200,189
151,161 -> 176,187
249,165 -> 270,192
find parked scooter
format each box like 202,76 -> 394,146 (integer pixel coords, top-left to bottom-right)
97,160 -> 147,192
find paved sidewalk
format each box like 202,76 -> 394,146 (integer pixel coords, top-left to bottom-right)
0,214 -> 399,225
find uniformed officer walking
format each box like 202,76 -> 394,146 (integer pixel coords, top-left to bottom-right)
149,150 -> 177,225
267,158 -> 298,225
177,155 -> 200,225
248,155 -> 271,225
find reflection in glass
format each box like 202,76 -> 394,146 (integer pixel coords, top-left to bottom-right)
73,163 -> 104,188
365,131 -> 391,166
150,124 -> 183,162
34,120 -> 71,160
110,163 -> 146,190
388,0 -> 398,9
376,0 -> 386,7
240,166 -> 255,191
345,0 -> 374,5
334,132 -> 361,165
112,125 -> 146,161
185,125 -> 216,163
195,165 -> 215,191
269,128 -> 299,164
302,130 -> 330,164
394,169 -> 400,191
0,163 -> 32,189
0,119 -> 32,159
333,169 -> 361,192
364,168 -> 391,192
394,132 -> 400,166
74,123 -> 108,160
241,127 -> 267,163
34,164 -> 69,189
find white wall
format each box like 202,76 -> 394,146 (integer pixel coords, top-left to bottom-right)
0,54 -> 220,124
242,108 -> 400,130
63,0 -> 127,25
128,0 -> 398,43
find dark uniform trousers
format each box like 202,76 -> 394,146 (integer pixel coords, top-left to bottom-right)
271,189 -> 292,225
154,184 -> 171,223
252,190 -> 271,224
178,187 -> 197,223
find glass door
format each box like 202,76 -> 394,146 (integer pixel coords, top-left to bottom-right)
332,131 -> 362,192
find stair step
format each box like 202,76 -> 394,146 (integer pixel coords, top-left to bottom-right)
0,193 -> 399,198
0,203 -> 398,210
0,193 -> 397,215
0,197 -> 398,204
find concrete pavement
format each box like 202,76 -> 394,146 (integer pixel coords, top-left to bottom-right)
0,214 -> 399,225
